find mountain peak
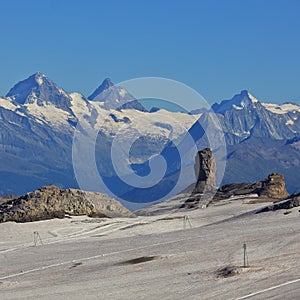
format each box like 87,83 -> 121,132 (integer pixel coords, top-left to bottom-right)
88,78 -> 147,112
30,71 -> 47,85
102,77 -> 113,87
34,71 -> 45,77
212,90 -> 260,114
6,73 -> 72,112
240,90 -> 259,103
88,78 -> 114,100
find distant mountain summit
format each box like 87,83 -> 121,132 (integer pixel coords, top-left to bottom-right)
209,90 -> 300,143
88,78 -> 114,99
88,78 -> 147,111
212,90 -> 260,114
6,72 -> 73,113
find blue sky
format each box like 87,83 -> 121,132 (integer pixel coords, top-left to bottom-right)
0,0 -> 299,107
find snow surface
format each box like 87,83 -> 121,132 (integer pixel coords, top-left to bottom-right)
36,76 -> 44,85
233,103 -> 244,110
0,199 -> 299,300
70,93 -> 91,117
262,102 -> 300,114
94,107 -> 200,139
248,92 -> 259,103
24,102 -> 70,127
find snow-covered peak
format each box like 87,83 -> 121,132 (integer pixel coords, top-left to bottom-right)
212,90 -> 260,114
5,72 -> 73,113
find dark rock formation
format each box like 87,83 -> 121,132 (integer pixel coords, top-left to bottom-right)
181,169 -> 290,209
258,193 -> 300,213
214,173 -> 289,200
180,148 -> 216,209
0,185 -> 134,223
193,148 -> 216,194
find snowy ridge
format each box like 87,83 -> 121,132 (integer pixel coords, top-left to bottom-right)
262,102 -> 300,114
0,97 -> 19,111
0,72 -> 300,198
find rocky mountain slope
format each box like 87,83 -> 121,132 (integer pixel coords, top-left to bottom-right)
0,185 -> 134,222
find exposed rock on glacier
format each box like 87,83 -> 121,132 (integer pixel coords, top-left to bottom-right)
214,173 -> 289,200
193,147 -> 216,194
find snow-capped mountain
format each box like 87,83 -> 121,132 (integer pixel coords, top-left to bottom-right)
6,72 -> 74,114
0,73 -> 199,198
0,73 -> 299,202
210,90 -> 300,144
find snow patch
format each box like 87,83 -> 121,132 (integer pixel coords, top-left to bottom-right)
286,119 -> 294,125
119,89 -> 126,97
248,92 -> 259,103
233,104 -> 244,110
35,75 -> 44,85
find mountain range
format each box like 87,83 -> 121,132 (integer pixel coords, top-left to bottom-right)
0,72 -> 299,208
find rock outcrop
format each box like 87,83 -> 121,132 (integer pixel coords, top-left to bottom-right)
0,185 -> 134,223
181,167 -> 290,209
193,148 -> 216,194
258,173 -> 289,199
258,193 -> 300,212
214,173 -> 289,200
181,148 -> 216,209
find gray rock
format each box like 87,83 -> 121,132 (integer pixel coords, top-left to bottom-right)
180,148 -> 216,209
214,173 -> 289,200
193,147 -> 216,194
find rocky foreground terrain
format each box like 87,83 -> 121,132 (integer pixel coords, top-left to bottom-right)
0,185 -> 134,222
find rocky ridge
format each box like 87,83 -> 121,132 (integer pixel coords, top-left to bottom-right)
214,173 -> 289,200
